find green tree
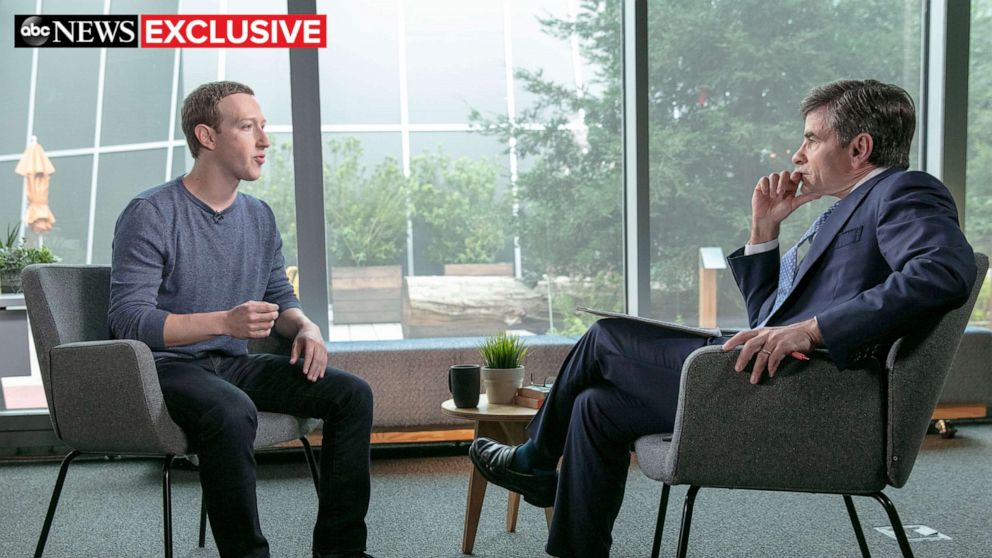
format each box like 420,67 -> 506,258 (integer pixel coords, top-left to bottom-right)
967,1 -> 992,252
408,150 -> 513,265
240,138 -> 409,269
238,138 -> 298,265
324,138 -> 407,267
967,0 -> 992,323
475,0 -> 920,327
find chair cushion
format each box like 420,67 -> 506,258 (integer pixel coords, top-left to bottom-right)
255,413 -> 320,449
634,434 -> 672,482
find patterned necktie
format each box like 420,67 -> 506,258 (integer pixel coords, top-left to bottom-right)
770,201 -> 841,313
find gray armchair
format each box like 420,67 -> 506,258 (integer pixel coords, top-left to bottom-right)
635,253 -> 987,558
21,264 -> 321,558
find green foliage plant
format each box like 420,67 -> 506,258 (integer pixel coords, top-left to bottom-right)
472,0 -> 923,326
0,224 -> 59,272
409,150 -> 513,265
324,138 -> 408,267
237,139 -> 299,265
239,137 -> 408,269
478,331 -> 529,369
0,224 -> 59,292
2,225 -> 17,251
966,4 -> 992,327
548,270 -> 624,336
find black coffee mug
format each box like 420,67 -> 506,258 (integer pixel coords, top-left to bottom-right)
448,364 -> 481,408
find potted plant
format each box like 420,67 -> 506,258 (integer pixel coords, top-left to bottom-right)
0,225 -> 59,294
478,331 -> 528,404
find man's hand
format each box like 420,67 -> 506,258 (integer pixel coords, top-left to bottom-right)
721,318 -> 823,384
223,301 -> 279,339
750,171 -> 821,244
290,324 -> 328,383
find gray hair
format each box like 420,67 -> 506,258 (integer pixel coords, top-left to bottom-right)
801,79 -> 916,169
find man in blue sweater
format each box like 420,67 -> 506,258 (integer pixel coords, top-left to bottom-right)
109,81 -> 374,558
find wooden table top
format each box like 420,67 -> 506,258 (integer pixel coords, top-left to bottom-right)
441,395 -> 539,422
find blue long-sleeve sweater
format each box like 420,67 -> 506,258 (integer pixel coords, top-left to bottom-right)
108,177 -> 300,359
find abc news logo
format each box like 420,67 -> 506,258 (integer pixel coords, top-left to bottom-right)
15,15 -> 138,48
15,14 -> 326,48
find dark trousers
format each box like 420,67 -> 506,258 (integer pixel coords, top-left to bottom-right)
156,353 -> 373,558
529,319 -> 724,558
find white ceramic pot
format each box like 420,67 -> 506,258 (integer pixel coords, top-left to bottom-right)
481,366 -> 525,405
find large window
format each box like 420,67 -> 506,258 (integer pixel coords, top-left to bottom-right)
315,0 -> 625,341
646,0 -> 922,329
0,0 -> 183,413
967,0 -> 991,325
0,1 -> 972,425
0,0 -> 298,413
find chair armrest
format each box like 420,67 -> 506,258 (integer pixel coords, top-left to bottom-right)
49,339 -> 187,455
664,345 -> 887,493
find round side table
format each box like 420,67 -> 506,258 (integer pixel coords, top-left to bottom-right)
441,395 -> 553,554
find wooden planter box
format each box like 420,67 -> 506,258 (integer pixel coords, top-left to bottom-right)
331,265 -> 402,324
0,270 -> 23,294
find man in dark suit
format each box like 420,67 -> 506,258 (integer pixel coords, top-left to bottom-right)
469,79 -> 976,558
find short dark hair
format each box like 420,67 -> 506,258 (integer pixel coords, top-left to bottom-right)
181,81 -> 255,159
801,79 -> 916,169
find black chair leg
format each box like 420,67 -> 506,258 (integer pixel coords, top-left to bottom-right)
651,483 -> 671,558
198,493 -> 207,548
870,492 -> 914,558
162,455 -> 175,558
300,436 -> 320,494
675,485 -> 700,558
843,495 -> 871,557
34,449 -> 81,558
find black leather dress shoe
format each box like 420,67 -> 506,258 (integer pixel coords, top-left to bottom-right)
312,552 -> 374,558
469,437 -> 557,508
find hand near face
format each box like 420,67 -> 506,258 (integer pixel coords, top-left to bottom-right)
224,300 -> 279,339
290,325 -> 328,383
750,171 -> 822,243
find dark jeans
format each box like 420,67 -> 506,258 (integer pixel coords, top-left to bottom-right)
156,353 -> 373,558
527,319 -> 726,558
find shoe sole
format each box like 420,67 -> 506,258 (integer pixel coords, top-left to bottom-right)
469,445 -> 555,508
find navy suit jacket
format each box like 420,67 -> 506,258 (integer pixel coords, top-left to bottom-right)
727,168 -> 976,369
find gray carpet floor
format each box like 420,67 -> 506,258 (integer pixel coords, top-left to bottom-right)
1,424 -> 990,557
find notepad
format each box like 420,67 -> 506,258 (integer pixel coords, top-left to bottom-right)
577,307 -> 722,338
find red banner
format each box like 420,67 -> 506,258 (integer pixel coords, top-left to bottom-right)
141,14 -> 326,48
